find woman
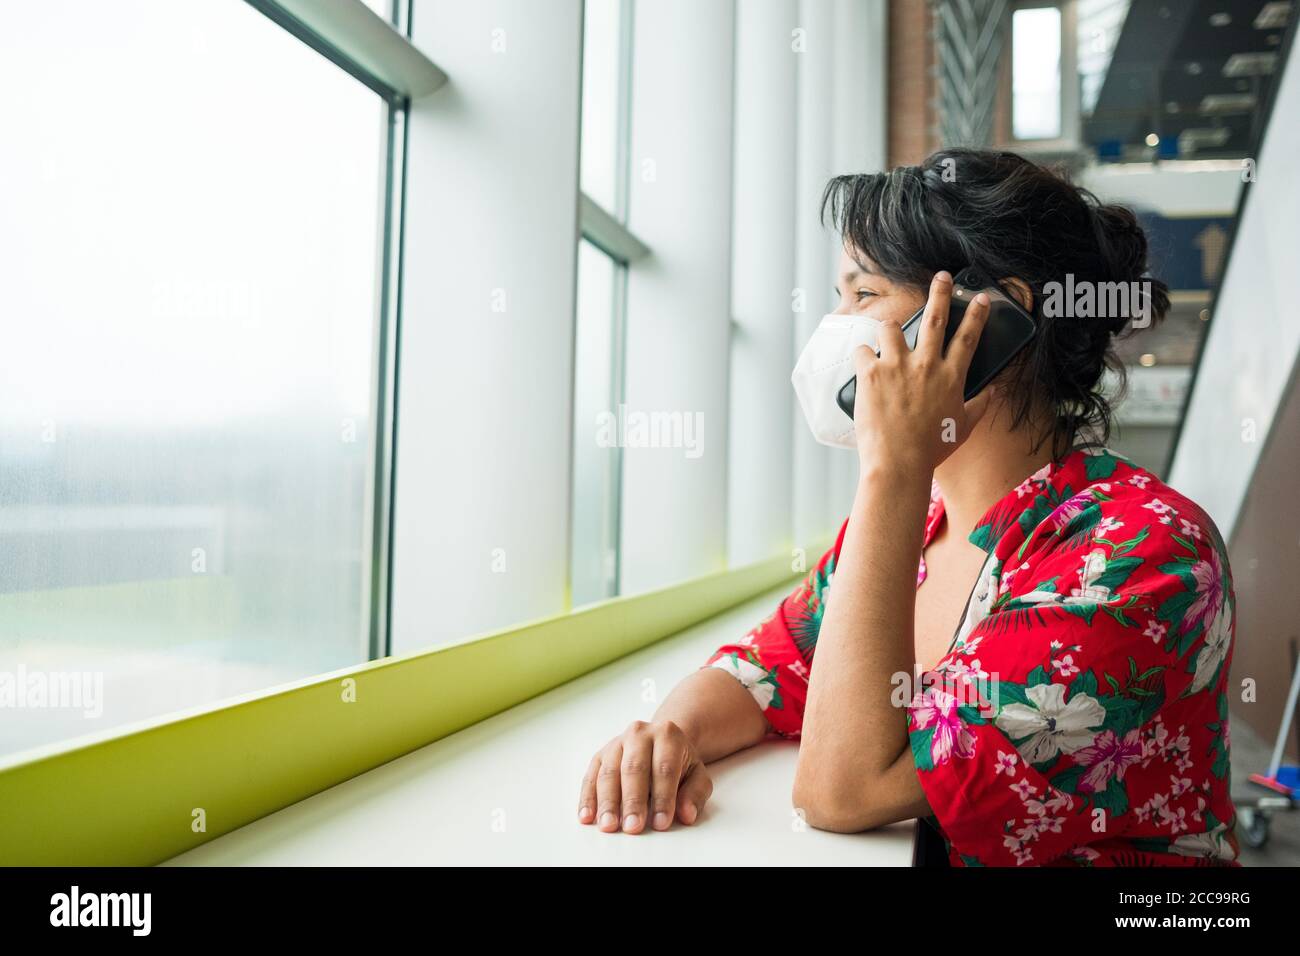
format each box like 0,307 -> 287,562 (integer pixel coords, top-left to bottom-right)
576,148 -> 1238,867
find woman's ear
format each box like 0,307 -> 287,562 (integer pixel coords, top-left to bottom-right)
998,277 -> 1034,313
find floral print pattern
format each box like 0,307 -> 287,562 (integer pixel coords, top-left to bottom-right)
993,682 -> 1105,765
706,448 -> 1238,866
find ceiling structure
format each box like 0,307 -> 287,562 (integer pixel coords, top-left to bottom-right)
1084,0 -> 1292,159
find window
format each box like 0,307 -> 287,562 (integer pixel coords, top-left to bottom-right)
571,0 -> 642,607
1077,0 -> 1130,118
570,242 -> 625,605
580,0 -> 628,217
1012,5 -> 1064,139
0,0 -> 393,756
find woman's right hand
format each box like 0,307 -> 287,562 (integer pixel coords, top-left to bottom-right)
577,719 -> 714,834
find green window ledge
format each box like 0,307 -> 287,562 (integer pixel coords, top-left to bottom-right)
0,545 -> 821,866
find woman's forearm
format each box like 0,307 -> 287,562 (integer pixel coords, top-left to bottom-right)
794,460 -> 931,822
653,667 -> 770,763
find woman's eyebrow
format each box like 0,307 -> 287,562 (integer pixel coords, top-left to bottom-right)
842,266 -> 880,284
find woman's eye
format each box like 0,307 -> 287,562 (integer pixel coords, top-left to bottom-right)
856,289 -> 877,301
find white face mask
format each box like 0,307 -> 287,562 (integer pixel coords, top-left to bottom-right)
790,313 -> 883,449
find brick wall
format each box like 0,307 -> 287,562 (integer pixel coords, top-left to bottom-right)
888,0 -> 938,167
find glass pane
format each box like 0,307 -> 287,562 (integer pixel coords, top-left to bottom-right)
580,0 -> 623,214
570,242 -> 621,607
0,0 -> 385,757
1077,0 -> 1130,117
1012,6 -> 1063,139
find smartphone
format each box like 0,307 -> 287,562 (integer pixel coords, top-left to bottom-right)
835,266 -> 1037,419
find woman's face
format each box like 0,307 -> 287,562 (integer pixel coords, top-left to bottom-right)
832,247 -> 927,324
831,246 -> 1043,432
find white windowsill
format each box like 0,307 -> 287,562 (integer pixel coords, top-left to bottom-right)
164,584 -> 916,866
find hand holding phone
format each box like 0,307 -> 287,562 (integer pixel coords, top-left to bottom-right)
835,266 -> 1037,419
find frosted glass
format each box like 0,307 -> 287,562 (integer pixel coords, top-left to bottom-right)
0,1 -> 385,757
580,0 -> 623,214
570,242 -> 621,607
1012,6 -> 1063,140
1077,0 -> 1130,117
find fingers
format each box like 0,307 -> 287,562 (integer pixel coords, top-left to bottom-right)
577,752 -> 601,824
945,290 -> 991,374
914,271 -> 954,361
581,721 -> 704,835
872,319 -> 907,362
676,761 -> 714,825
649,728 -> 686,831
619,728 -> 653,833
594,741 -> 624,832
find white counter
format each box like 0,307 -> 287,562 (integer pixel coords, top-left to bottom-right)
167,585 -> 916,866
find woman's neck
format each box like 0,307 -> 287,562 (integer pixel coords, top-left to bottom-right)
934,402 -> 1058,539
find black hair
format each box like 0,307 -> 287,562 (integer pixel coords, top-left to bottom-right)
821,147 -> 1169,460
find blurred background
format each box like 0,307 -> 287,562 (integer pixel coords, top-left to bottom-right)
1,1 -> 1296,859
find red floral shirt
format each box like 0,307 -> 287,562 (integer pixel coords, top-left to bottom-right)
707,448 -> 1238,867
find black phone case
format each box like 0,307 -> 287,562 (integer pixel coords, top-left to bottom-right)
835,267 -> 1037,420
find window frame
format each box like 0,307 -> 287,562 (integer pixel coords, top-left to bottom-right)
243,0 -> 444,104
0,0 -> 442,761
571,0 -> 650,605
1002,0 -> 1083,153
243,0 -> 436,658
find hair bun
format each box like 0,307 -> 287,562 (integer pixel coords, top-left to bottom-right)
1090,203 -> 1147,281
1089,202 -> 1170,336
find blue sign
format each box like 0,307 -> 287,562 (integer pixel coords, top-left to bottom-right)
1134,212 -> 1233,292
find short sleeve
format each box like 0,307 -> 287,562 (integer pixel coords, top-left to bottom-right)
705,522 -> 846,738
906,485 -> 1236,866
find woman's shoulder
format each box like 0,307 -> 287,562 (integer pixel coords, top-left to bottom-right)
979,449 -> 1235,701
990,449 -> 1233,628
1091,452 -> 1228,564
1032,448 -> 1230,565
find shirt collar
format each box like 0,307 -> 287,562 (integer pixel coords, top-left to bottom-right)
927,448 -> 1141,556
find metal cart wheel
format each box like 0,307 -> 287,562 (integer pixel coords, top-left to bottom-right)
1238,807 -> 1272,849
